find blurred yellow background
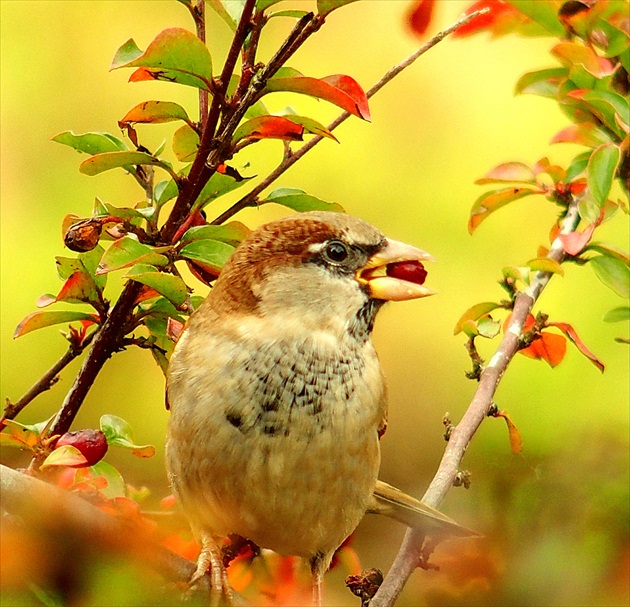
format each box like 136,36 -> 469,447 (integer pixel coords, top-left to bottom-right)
1,1 -> 628,606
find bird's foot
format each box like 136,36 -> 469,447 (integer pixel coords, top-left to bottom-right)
188,533 -> 233,606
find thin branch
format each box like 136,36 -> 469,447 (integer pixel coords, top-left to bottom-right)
30,281 -> 144,471
210,8 -> 489,226
161,0 -> 257,242
370,200 -> 581,607
192,0 -> 208,122
1,331 -> 96,430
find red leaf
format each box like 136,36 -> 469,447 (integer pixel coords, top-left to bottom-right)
232,115 -> 304,143
320,75 -> 370,121
406,0 -> 436,38
452,0 -> 516,38
559,223 -> 596,255
550,123 -> 611,147
14,311 -> 100,338
265,74 -> 370,121
166,317 -> 184,343
520,333 -> 567,368
491,409 -> 523,454
133,285 -> 161,304
468,187 -> 539,233
186,260 -> 220,286
548,322 -> 605,372
558,210 -> 603,255
128,67 -> 161,83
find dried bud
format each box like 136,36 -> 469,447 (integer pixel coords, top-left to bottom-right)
346,568 -> 383,607
64,218 -> 103,252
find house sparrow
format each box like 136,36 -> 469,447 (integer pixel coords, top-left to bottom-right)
166,211 -> 439,605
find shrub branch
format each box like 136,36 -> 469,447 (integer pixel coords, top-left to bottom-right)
371,199 -> 581,607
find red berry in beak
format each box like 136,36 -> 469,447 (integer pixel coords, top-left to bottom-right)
57,429 -> 108,467
386,260 -> 427,286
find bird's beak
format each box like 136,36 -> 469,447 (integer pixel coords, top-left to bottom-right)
356,239 -> 436,301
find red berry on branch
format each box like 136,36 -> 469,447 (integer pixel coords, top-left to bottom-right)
56,429 -> 108,467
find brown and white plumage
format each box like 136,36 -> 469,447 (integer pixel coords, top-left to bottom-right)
165,212 -> 437,604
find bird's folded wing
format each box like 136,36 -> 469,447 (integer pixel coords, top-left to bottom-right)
367,480 -> 480,538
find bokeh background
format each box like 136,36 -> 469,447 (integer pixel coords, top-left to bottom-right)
1,1 -> 628,606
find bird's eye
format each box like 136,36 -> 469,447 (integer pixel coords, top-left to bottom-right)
323,240 -> 350,264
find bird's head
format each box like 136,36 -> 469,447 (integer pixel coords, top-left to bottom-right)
204,212 -> 435,336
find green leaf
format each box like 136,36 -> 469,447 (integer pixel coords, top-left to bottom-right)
263,187 -> 344,213
100,414 -> 156,458
97,236 -> 169,274
111,27 -> 213,91
565,151 -> 591,183
79,151 -> 167,176
515,67 -> 567,97
586,242 -> 630,266
317,0 -> 361,16
587,143 -> 621,206
454,302 -> 503,335
110,38 -> 143,66
180,221 -> 251,246
52,131 -> 128,155
208,0 -> 246,29
269,9 -> 310,18
89,461 -> 126,498
603,306 -> 630,323
476,315 -> 501,339
54,246 -> 107,293
581,90 -> 629,137
125,265 -> 188,306
179,239 -> 235,273
151,347 -> 170,377
172,124 -> 200,161
505,1 -> 565,36
155,177 -> 182,206
119,100 -> 191,125
527,258 -> 565,276
40,445 -> 88,469
281,114 -> 338,141
256,0 -> 284,10
468,187 -> 538,233
590,255 -> 630,298
14,311 -> 99,338
197,171 -> 248,208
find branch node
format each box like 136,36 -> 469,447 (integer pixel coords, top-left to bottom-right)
417,538 -> 439,571
346,568 -> 383,607
464,337 -> 484,381
442,413 -> 454,442
453,470 -> 472,490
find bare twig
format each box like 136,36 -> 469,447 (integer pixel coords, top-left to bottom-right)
370,200 -> 581,607
210,8 -> 490,225
1,331 -> 96,430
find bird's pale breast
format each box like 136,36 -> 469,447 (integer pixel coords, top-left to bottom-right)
166,313 -> 385,560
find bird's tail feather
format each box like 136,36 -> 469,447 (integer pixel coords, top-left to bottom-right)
367,480 -> 480,538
